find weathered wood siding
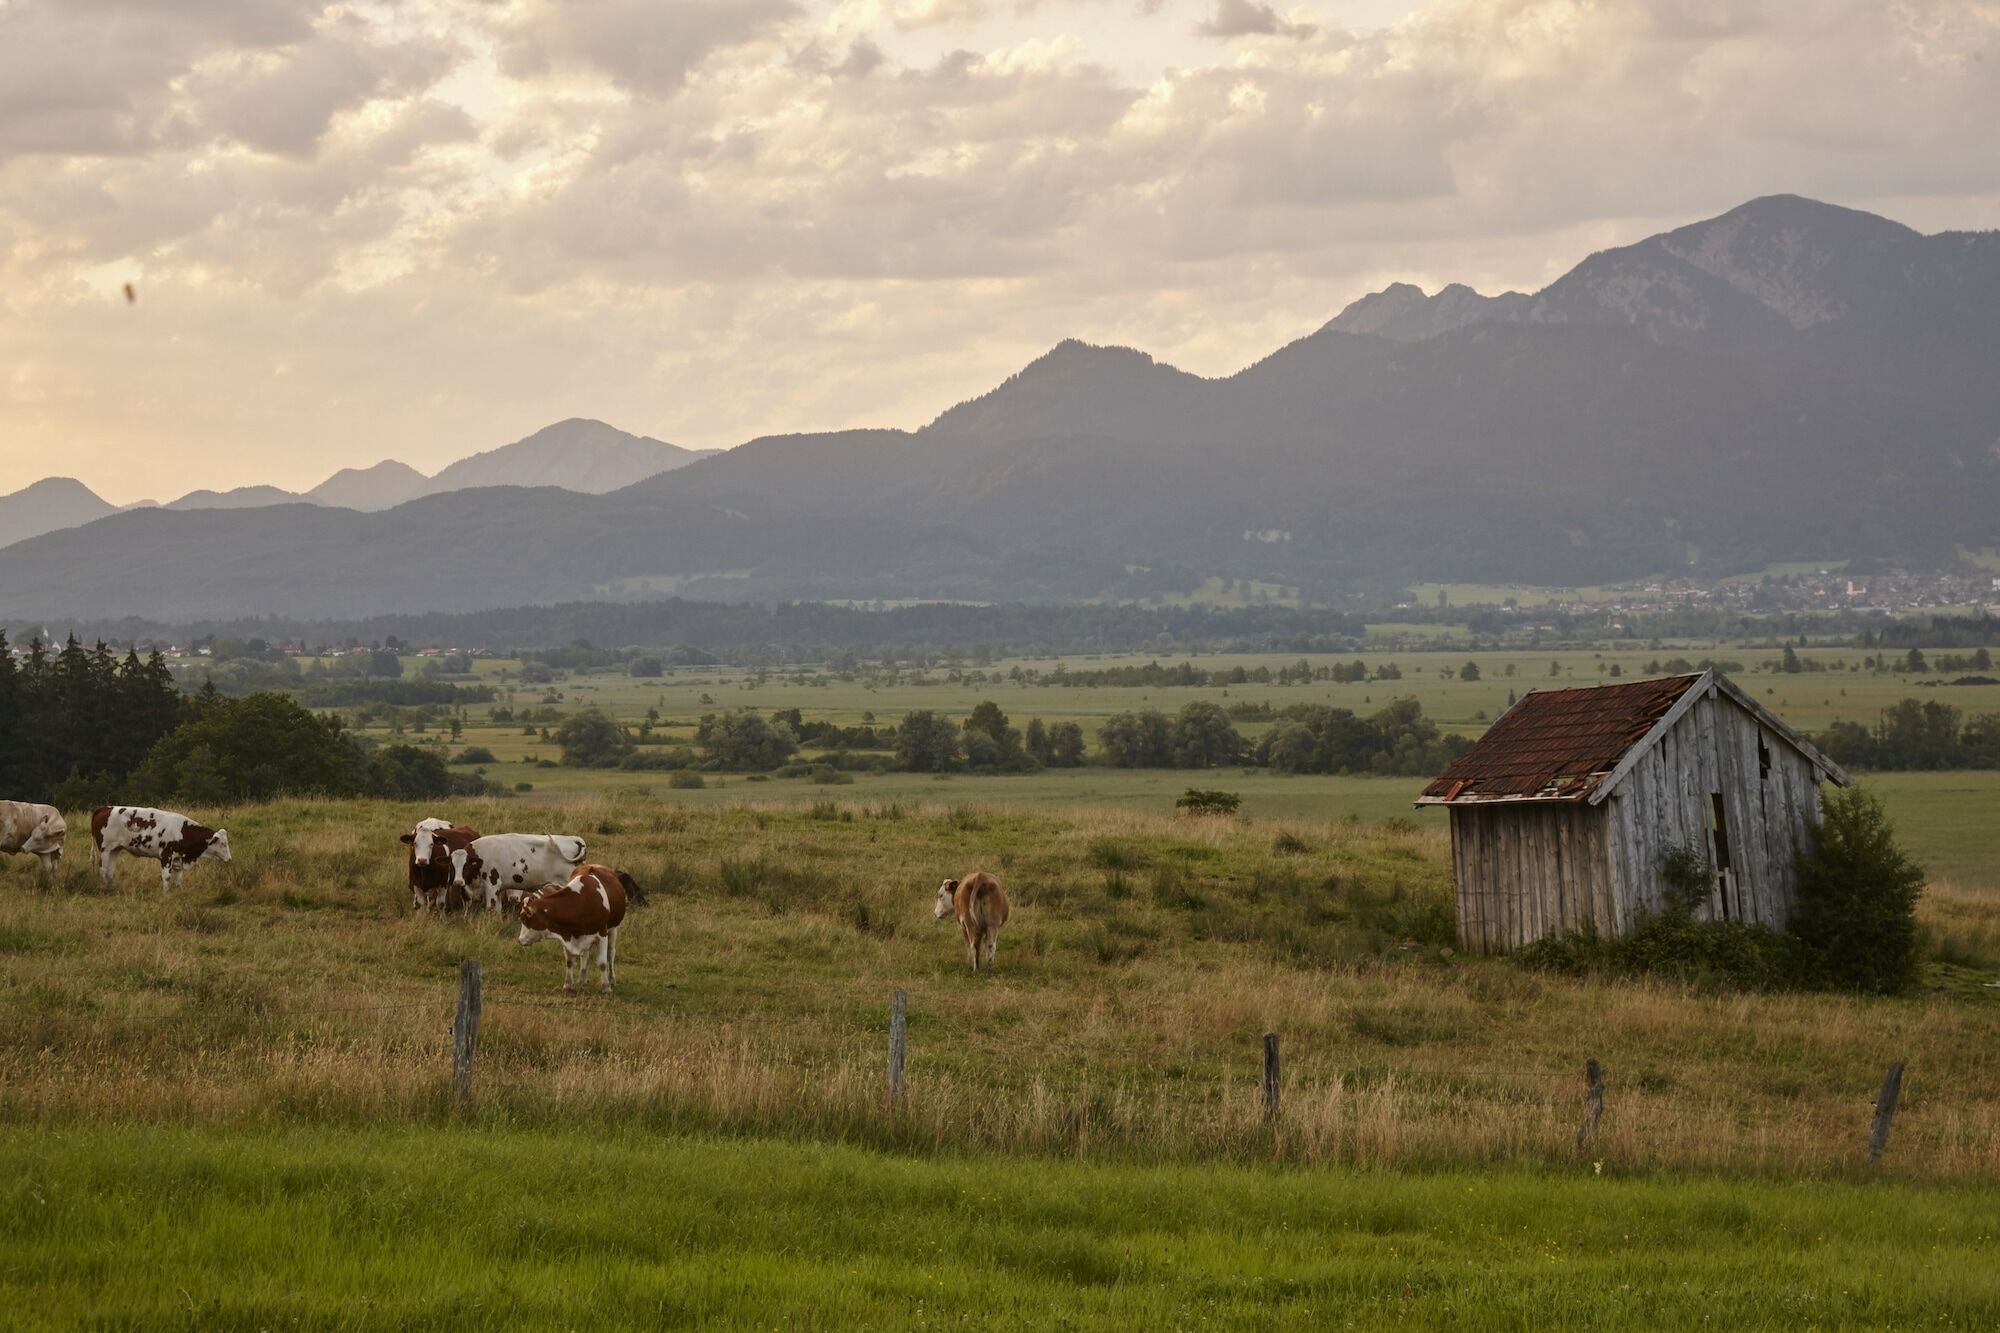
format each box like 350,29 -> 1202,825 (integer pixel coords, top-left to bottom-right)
1449,683 -> 1827,953
1448,802 -> 1615,953
1601,688 -> 1824,931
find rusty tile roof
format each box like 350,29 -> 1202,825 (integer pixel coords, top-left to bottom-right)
1420,673 -> 1703,804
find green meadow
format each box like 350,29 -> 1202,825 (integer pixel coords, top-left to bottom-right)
4,1126 -> 1996,1330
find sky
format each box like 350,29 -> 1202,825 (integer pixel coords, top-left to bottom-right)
2,0 -> 1997,504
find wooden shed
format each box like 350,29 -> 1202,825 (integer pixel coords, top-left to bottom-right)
1416,670 -> 1851,953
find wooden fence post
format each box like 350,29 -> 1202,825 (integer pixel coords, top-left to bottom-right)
453,959 -> 481,1112
1867,1061 -> 1905,1166
887,989 -> 908,1111
1576,1057 -> 1605,1153
1262,1032 -> 1280,1124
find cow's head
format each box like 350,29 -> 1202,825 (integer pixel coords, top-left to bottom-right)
517,884 -> 561,945
934,879 -> 959,921
202,829 -> 232,863
401,819 -> 452,864
449,846 -> 482,891
21,812 -> 64,855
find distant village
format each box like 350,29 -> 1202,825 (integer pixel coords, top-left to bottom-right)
1409,566 -> 2000,621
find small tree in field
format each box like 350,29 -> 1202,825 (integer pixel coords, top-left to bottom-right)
1176,789 -> 1240,816
1789,788 -> 1925,994
895,710 -> 960,773
555,708 -> 633,768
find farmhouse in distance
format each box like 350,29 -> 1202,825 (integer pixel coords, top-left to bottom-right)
1418,671 -> 1851,953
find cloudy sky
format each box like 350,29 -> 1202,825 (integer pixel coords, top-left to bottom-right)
2,0 -> 1997,503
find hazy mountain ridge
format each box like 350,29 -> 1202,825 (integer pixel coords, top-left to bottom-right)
2,195 -> 1994,619
0,418 -> 712,539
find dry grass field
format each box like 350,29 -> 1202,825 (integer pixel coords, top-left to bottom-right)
4,794 -> 1995,1180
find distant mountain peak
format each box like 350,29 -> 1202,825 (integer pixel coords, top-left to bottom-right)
426,417 -> 708,495
925,338 -> 1207,439
0,476 -> 121,551
1323,282 -> 1528,342
1021,339 -> 1162,375
308,458 -> 431,512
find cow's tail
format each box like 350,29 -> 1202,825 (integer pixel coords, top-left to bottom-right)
616,870 -> 647,907
550,834 -> 586,865
89,805 -> 112,854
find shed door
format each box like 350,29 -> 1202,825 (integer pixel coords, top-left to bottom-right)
1709,792 -> 1734,921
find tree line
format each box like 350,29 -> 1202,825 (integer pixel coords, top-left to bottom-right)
0,633 -> 489,807
6,599 -> 1374,660
1039,659 -> 1402,687
546,696 -> 1463,778
1815,699 -> 2000,770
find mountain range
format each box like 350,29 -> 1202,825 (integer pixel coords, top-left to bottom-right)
0,418 -> 718,548
1,195 -> 1994,621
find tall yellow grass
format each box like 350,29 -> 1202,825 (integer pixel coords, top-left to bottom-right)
0,794 -> 1994,1179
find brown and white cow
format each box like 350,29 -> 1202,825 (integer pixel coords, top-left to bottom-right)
399,818 -> 481,913
450,832 -> 587,915
92,805 -> 231,893
517,863 -> 638,992
0,801 -> 66,876
934,871 -> 1010,971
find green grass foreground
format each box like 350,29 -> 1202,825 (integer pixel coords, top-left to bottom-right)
2,1126 -> 1995,1330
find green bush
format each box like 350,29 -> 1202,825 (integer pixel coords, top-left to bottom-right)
1176,789 -> 1241,816
134,694 -> 363,802
666,771 -> 705,790
452,746 -> 497,765
1517,840 -> 1809,991
1789,788 -> 1925,994
1518,917 -> 1808,992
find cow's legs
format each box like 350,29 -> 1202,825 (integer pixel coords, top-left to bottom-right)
562,946 -> 577,992
99,847 -> 117,890
37,851 -> 59,878
601,929 -> 617,992
159,859 -> 175,895
963,923 -> 979,972
985,931 -> 997,967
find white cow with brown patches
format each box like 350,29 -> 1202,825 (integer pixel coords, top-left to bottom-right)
449,832 -> 587,915
517,863 -> 638,992
92,805 -> 231,893
0,801 -> 66,877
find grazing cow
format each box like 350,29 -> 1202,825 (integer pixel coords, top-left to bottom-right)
450,832 -> 587,915
517,863 -> 635,992
934,871 -> 1010,971
93,805 -> 231,893
0,801 -> 66,876
399,819 -> 481,913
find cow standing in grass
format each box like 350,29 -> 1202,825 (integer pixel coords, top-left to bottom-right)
450,833 -> 588,915
93,805 -> 231,893
0,801 -> 65,877
517,863 -> 639,992
935,872 -> 1009,971
399,819 -> 481,913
